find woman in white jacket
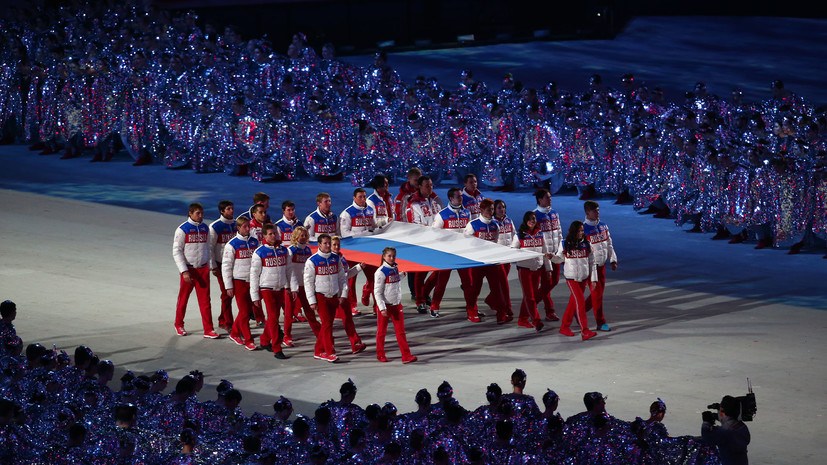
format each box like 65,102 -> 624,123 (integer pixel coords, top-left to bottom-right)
373,247 -> 417,364
554,221 -> 598,341
511,211 -> 553,332
284,226 -> 319,348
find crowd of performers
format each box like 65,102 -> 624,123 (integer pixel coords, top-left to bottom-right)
173,174 -> 618,362
2,2 -> 825,255
1,304 -> 739,465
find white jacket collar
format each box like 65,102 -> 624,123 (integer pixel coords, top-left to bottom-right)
462,187 -> 480,197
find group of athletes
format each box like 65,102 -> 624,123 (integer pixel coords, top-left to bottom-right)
171,168 -> 618,363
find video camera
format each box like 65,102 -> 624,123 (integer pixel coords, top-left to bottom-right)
702,378 -> 757,423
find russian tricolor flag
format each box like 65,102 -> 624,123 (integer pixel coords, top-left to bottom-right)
339,222 -> 543,272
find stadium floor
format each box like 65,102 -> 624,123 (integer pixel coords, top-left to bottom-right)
2,16 -> 826,464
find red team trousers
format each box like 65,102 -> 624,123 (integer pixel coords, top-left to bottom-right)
251,294 -> 266,324
285,287 -> 321,342
334,298 -> 364,350
497,263 -> 513,312
585,265 -> 608,326
562,279 -> 589,331
360,264 -> 379,305
517,267 -> 543,324
375,304 -> 413,361
470,265 -> 508,319
214,271 -> 234,328
420,269 -> 474,310
229,280 -> 254,344
347,275 -> 358,309
413,272 -> 431,306
315,294 -> 339,356
346,260 -> 377,308
259,289 -> 285,348
175,265 -> 214,332
537,263 -> 561,317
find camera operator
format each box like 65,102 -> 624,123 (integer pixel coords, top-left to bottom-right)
701,395 -> 750,465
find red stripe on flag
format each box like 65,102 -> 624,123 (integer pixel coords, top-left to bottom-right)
339,249 -> 440,272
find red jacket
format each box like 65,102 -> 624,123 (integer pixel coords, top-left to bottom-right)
394,182 -> 418,221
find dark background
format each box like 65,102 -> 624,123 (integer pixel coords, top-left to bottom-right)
147,0 -> 826,55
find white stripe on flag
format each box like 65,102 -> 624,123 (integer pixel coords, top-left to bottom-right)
361,222 -> 543,266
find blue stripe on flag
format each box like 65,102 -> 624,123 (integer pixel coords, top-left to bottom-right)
341,236 -> 486,270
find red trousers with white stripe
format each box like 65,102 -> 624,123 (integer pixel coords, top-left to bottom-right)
229,280 -> 254,344
259,289 -> 285,348
375,304 -> 413,360
517,267 -> 543,324
315,294 -> 339,356
561,279 -> 589,332
175,265 -> 214,332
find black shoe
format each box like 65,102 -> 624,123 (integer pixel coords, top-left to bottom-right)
788,242 -> 804,255
274,351 -> 288,359
260,344 -> 273,352
430,309 -> 440,318
416,304 -> 428,314
711,229 -> 730,240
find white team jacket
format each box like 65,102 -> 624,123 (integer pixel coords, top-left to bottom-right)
172,218 -> 210,273
553,240 -> 597,282
303,251 -> 348,305
287,244 -> 312,292
339,202 -> 375,238
495,216 -> 515,247
511,229 -> 552,271
584,218 -> 618,266
534,205 -> 563,254
373,262 -> 406,311
249,244 -> 291,301
207,216 -> 236,269
406,193 -> 443,226
366,190 -> 394,228
221,233 -> 257,289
